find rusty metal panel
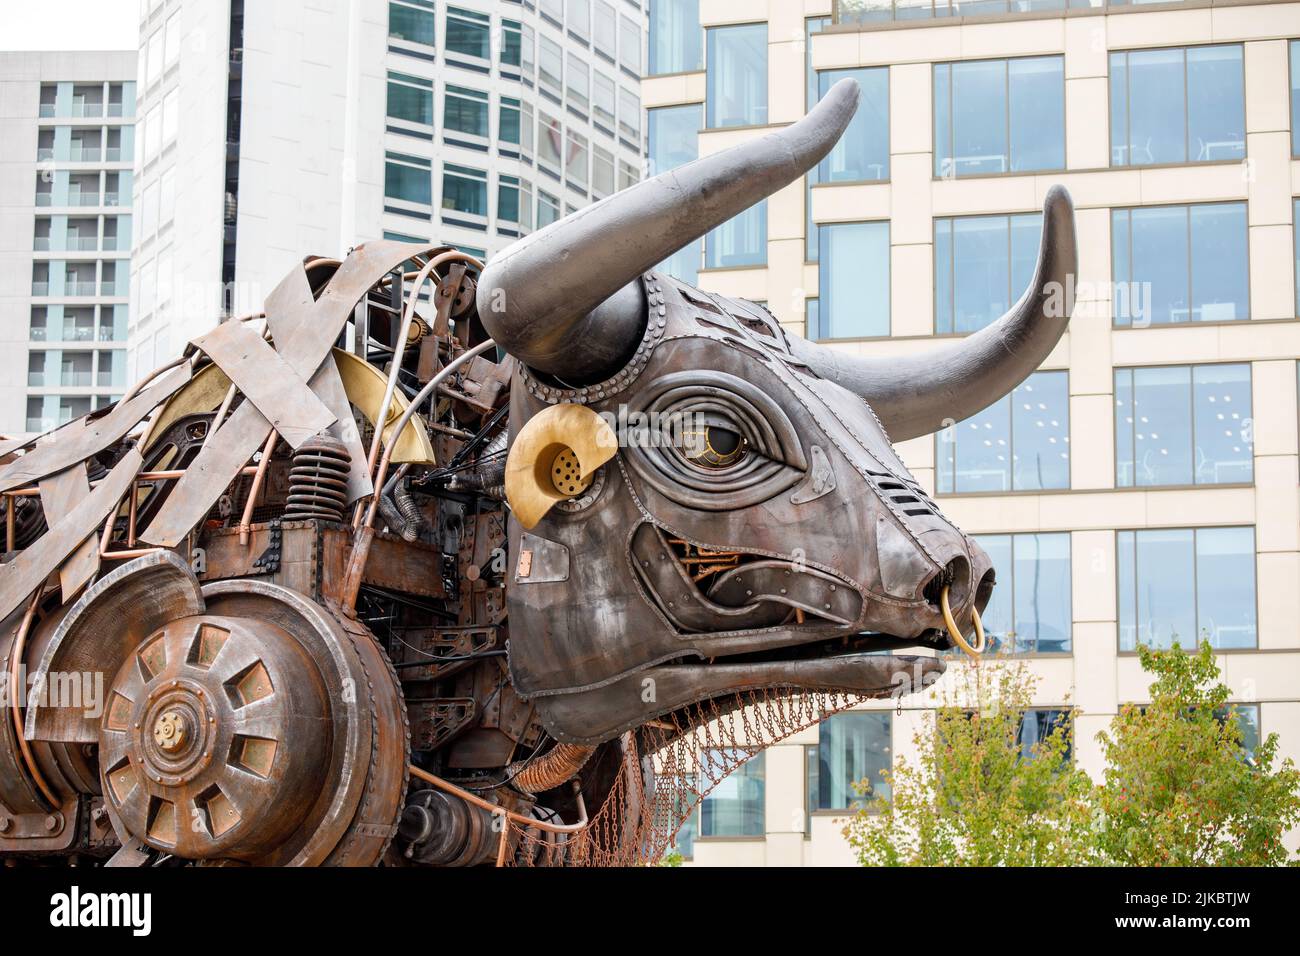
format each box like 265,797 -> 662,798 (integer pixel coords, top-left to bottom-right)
0,448 -> 142,624
37,463 -> 99,601
141,243 -> 446,548
192,321 -> 337,449
0,365 -> 188,496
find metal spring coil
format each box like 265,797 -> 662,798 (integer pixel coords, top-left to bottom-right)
283,434 -> 351,523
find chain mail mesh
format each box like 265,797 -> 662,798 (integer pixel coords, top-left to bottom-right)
505,687 -> 864,866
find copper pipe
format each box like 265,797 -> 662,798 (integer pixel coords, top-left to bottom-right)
353,250 -> 484,529
9,589 -> 58,809
508,743 -> 596,795
101,547 -> 164,561
2,467 -> 262,502
127,480 -> 138,547
341,339 -> 496,615
239,431 -> 278,546
5,494 -> 14,552
120,354 -> 191,404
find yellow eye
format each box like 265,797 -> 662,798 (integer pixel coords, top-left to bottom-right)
682,425 -> 746,468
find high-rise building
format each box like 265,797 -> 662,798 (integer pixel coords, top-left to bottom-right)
645,0 -> 1300,865
0,51 -> 136,437
129,0 -> 648,382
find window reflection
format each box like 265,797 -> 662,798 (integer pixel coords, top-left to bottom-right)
1110,44 -> 1244,166
706,202 -> 766,270
649,0 -> 702,75
934,56 -> 1064,178
700,749 -> 765,837
706,24 -> 767,129
815,222 -> 889,338
649,104 -> 702,283
1112,203 -> 1248,326
817,67 -> 889,184
937,370 -> 1070,493
969,533 -> 1072,655
1117,527 -> 1257,650
808,713 -> 892,811
935,212 -> 1041,333
1115,364 -> 1252,487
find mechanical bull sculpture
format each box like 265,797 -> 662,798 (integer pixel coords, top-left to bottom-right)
0,78 -> 1076,866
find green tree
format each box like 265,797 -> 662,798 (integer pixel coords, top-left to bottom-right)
845,662 -> 1097,866
1094,641 -> 1300,866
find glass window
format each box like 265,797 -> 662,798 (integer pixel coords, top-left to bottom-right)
1118,527 -> 1257,650
521,24 -> 535,81
649,0 -> 702,75
566,54 -> 589,111
592,71 -> 615,128
805,16 -> 831,263
389,0 -> 435,46
935,213 -> 1041,334
1292,41 -> 1300,157
618,159 -> 638,192
594,2 -> 617,60
539,112 -> 563,170
500,19 -> 522,69
815,222 -> 889,339
817,67 -> 888,183
1221,704 -> 1261,763
384,151 -> 431,205
387,71 -> 433,126
706,24 -> 767,129
540,0 -> 563,23
499,96 -> 522,146
809,713 -> 891,810
539,35 -> 563,99
1017,710 -> 1072,763
537,189 -> 560,228
592,145 -> 615,197
706,202 -> 765,270
444,84 -> 489,138
970,533 -> 1072,655
442,163 -> 487,217
1112,203 -> 1248,326
649,103 -> 701,283
934,55 -> 1064,177
498,174 -> 522,225
568,0 -> 590,40
1115,364 -> 1253,488
700,750 -> 764,838
937,370 -> 1070,493
619,15 -> 642,76
445,6 -> 490,60
565,130 -> 588,190
1110,44 -> 1244,167
618,87 -> 640,145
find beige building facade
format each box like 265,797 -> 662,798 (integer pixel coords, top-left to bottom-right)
644,0 -> 1300,865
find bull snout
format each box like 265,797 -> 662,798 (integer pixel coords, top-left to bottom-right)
914,534 -> 995,651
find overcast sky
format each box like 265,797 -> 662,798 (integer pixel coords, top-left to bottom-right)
3,0 -> 137,52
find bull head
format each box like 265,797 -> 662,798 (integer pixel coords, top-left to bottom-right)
479,79 -> 1077,745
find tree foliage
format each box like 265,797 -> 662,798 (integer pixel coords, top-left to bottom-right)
1093,641 -> 1300,866
844,662 -> 1097,866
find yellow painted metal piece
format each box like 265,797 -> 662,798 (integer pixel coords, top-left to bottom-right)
505,404 -> 618,530
143,349 -> 436,464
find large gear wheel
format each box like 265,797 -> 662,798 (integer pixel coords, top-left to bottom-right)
24,553 -> 408,866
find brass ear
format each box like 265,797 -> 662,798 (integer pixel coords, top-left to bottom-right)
505,404 -> 618,530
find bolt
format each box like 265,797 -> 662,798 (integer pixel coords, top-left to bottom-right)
44,815 -> 58,832
0,817 -> 11,833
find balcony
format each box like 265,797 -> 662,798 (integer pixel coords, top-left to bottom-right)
66,281 -> 98,296
69,102 -> 104,118
64,326 -> 96,342
100,282 -> 122,296
35,193 -> 53,207
38,104 -> 56,118
68,147 -> 102,162
103,193 -> 121,207
61,371 -> 93,387
70,193 -> 102,207
67,237 -> 99,251
33,237 -> 51,251
28,373 -> 45,387
25,418 -> 47,433
36,148 -> 54,162
31,282 -> 49,296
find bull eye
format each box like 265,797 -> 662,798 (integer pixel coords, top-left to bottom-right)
681,424 -> 746,469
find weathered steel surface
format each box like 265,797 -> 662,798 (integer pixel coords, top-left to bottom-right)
37,463 -> 99,600
0,366 -> 187,495
0,448 -> 142,624
191,321 -> 337,449
25,550 -> 204,744
141,243 -> 447,547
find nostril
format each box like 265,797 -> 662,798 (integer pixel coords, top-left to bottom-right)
975,567 -> 996,615
923,557 -> 969,610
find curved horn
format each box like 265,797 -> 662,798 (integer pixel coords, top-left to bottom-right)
477,78 -> 863,383
790,184 -> 1078,441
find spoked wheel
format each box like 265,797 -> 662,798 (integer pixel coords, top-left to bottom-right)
26,553 -> 407,866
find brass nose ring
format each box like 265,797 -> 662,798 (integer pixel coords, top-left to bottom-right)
940,584 -> 985,658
